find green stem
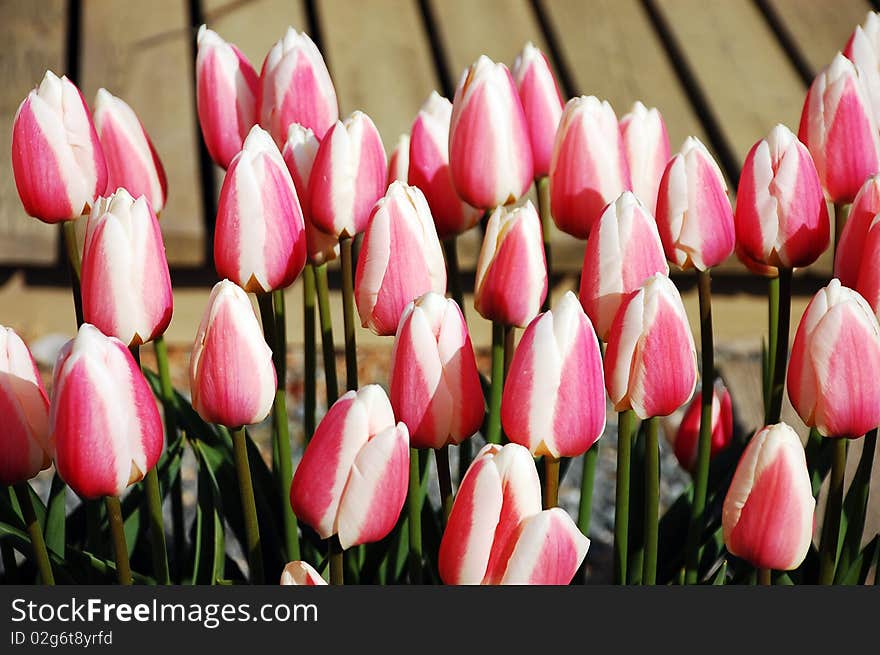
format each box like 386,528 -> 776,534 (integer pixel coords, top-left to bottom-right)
805,426 -> 826,498
435,446 -> 454,524
105,496 -> 131,585
766,268 -> 792,425
13,483 -> 54,584
340,236 -> 358,391
614,410 -> 634,585
642,417 -> 659,586
487,322 -> 507,444
758,567 -> 772,586
536,176 -> 552,312
442,238 -> 465,316
765,275 -> 779,418
819,439 -> 847,584
544,456 -> 560,509
833,202 -> 849,266
61,220 -> 83,326
577,443 -> 599,537
457,439 -> 473,488
232,426 -> 263,583
407,448 -> 423,584
304,264 -> 317,441
143,469 -> 170,584
836,429 -> 877,581
314,263 -> 340,405
170,473 -> 184,578
329,536 -> 344,585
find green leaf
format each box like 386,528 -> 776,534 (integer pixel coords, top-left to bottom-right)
191,442 -> 225,585
835,535 -> 880,586
835,430 -> 876,583
44,473 -> 67,556
711,559 -> 727,585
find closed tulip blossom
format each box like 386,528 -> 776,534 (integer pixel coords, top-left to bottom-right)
475,201 -> 547,327
549,96 -> 630,239
51,324 -> 163,499
845,215 -> 880,315
290,386 -> 409,549
387,133 -> 409,185
604,273 -> 698,419
787,279 -> 880,437
11,71 -> 107,222
409,92 -> 481,238
280,561 -> 327,586
511,42 -> 564,178
619,101 -> 670,213
195,25 -> 258,169
845,12 -> 880,126
81,189 -> 173,347
258,26 -> 338,145
799,53 -> 880,203
501,291 -> 605,458
449,55 -> 533,209
834,174 -> 880,287
672,380 -> 734,473
354,182 -> 447,336
215,126 -> 306,293
735,125 -> 829,270
389,292 -> 484,449
190,280 -> 277,428
0,327 -> 51,486
579,191 -> 669,341
655,137 -> 734,270
92,89 -> 167,213
722,422 -> 814,570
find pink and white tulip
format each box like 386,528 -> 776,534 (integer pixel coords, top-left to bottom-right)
834,174 -> 880,287
280,561 -> 327,585
190,280 -> 276,428
722,422 -> 814,570
672,380 -> 734,473
787,279 -> 880,438
501,291 -> 605,458
215,126 -> 306,293
619,101 -> 670,213
81,189 -> 173,347
389,292 -> 484,449
846,215 -> 880,317
11,71 -> 107,223
51,324 -> 162,499
449,55 -> 533,209
549,95 -> 630,239
387,133 -> 409,185
354,182 -> 447,336
290,386 -> 409,549
579,191 -> 668,341
844,12 -> 880,126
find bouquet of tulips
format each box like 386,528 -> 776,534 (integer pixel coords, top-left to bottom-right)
3,12 -> 880,587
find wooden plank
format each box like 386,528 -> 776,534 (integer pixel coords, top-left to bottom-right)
79,0 -> 205,266
0,0 -> 65,265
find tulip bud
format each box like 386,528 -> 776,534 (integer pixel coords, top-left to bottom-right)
549,96 -> 630,239
799,53 -> 880,203
390,292 -> 484,449
408,92 -> 481,238
655,137 -> 734,270
11,71 -> 107,223
195,26 -> 259,169
735,124 -> 829,270
290,386 -> 409,549
787,279 -> 880,437
502,291 -> 605,457
354,182 -> 447,335
722,422 -> 814,570
190,280 -> 276,428
449,55 -> 533,209
475,201 -> 547,327
81,189 -> 173,347
215,126 -> 306,293
93,89 -> 168,213
834,174 -> 880,287
671,380 -> 734,473
604,273 -> 697,419
51,324 -> 162,499
259,27 -> 338,145
579,191 -> 668,341
308,111 -> 388,239
511,42 -> 564,178
844,12 -> 880,125
619,101 -> 670,213
280,561 -> 327,585
387,133 -> 409,185
0,327 -> 51,486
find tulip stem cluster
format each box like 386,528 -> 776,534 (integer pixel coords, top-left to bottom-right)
340,237 -> 358,391
303,265 -> 317,440
536,176 -> 552,313
614,410 -> 635,584
486,322 -> 509,444
765,269 -> 793,425
643,417 -> 660,585
577,444 -> 599,538
231,426 -> 263,584
314,263 -> 339,404
819,439 -> 848,584
758,568 -> 772,586
105,496 -> 131,585
13,483 -> 54,585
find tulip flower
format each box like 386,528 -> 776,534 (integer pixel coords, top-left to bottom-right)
354,182 -> 447,336
834,174 -> 880,287
51,323 -> 163,499
511,42 -> 564,178
448,55 -> 533,209
798,53 -> 880,204
258,26 -> 338,145
619,101 -> 670,213
735,124 -> 829,270
389,292 -> 484,449
579,191 -> 669,341
845,215 -> 880,316
80,189 -> 173,347
672,380 -> 734,473
787,279 -> 880,438
409,92 -> 482,238
722,422 -> 814,571
215,126 -> 306,293
280,561 -> 327,585
387,133 -> 409,185
501,291 -> 605,458
190,280 -> 276,428
844,12 -> 880,126
92,89 -> 167,213
604,273 -> 697,419
290,385 -> 409,550
549,95 -> 630,239
655,137 -> 734,271
195,25 -> 258,169
11,71 -> 107,223
0,327 -> 51,486
308,111 -> 388,240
